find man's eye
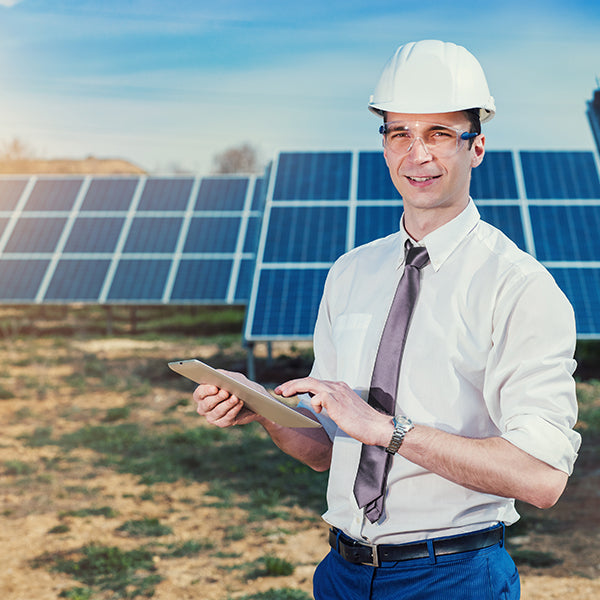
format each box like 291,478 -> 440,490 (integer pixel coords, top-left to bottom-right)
389,130 -> 409,138
431,130 -> 453,138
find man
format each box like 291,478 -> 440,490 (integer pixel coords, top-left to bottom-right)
195,40 -> 581,599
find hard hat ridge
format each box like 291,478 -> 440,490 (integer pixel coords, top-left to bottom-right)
369,40 -> 495,123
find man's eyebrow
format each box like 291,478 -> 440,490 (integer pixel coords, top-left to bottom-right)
385,122 -> 409,130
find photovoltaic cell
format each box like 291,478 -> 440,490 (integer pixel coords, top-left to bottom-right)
476,205 -> 527,251
24,178 -> 83,211
234,259 -> 256,303
0,179 -> 27,211
107,259 -> 171,301
171,259 -> 233,301
355,205 -> 403,247
470,151 -> 518,199
123,217 -> 183,253
548,268 -> 600,335
263,206 -> 347,263
4,217 -> 67,253
252,176 -> 268,211
45,259 -> 111,301
273,152 -> 352,200
137,178 -> 194,211
64,217 -> 125,253
81,178 -> 138,211
529,205 -> 600,261
195,177 -> 248,211
520,151 -> 600,199
183,216 -> 241,253
0,259 -> 48,300
357,152 -> 399,200
243,216 -> 262,253
249,268 -> 329,338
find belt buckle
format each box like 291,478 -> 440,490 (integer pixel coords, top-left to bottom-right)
361,541 -> 379,567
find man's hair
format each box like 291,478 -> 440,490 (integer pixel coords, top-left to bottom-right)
464,109 -> 481,134
463,108 -> 481,148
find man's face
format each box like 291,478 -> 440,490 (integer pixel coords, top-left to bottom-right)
383,111 -> 485,221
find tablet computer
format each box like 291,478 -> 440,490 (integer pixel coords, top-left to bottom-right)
168,359 -> 321,429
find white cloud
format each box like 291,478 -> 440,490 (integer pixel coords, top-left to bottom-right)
0,0 -> 23,7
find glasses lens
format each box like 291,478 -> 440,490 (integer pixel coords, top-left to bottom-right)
381,122 -> 465,157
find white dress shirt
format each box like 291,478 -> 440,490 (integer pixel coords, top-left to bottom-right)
299,200 -> 581,545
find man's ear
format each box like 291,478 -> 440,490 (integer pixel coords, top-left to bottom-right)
471,134 -> 485,168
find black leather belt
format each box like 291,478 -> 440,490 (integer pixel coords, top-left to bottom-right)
329,525 -> 503,567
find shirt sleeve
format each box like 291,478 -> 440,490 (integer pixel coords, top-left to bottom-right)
484,268 -> 581,474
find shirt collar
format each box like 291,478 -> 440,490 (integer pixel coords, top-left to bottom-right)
399,200 -> 481,271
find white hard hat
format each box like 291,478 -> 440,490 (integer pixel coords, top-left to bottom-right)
369,40 -> 496,123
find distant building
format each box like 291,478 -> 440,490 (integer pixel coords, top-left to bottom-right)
588,82 -> 600,154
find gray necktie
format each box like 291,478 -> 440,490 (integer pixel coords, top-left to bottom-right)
353,240 -> 430,523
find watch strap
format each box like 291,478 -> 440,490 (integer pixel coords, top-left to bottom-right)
385,415 -> 414,454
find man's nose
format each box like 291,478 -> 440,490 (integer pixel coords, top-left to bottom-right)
406,136 -> 432,162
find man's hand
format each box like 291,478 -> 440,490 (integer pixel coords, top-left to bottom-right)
275,377 -> 394,447
193,370 -> 264,428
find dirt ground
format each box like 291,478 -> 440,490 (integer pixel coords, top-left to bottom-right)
0,335 -> 599,599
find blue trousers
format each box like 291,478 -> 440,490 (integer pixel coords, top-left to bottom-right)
314,528 -> 520,599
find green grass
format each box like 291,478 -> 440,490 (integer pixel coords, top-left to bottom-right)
34,544 -> 161,598
60,506 -> 118,519
34,539 -> 217,598
0,384 -> 15,399
103,406 -> 131,422
48,524 -> 71,534
24,421 -> 328,515
161,539 -> 214,557
246,555 -> 295,578
117,517 -> 173,538
3,460 -> 36,476
59,588 -> 94,600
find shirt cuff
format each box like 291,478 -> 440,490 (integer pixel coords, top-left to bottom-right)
501,414 -> 582,475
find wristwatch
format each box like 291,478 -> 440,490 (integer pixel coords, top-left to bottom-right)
385,415 -> 414,454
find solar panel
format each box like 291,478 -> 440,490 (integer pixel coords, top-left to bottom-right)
64,217 -> 125,253
138,177 -> 194,211
123,217 -> 183,253
45,259 -> 112,301
245,149 -> 600,341
82,178 -> 138,211
548,268 -> 600,338
0,174 -> 265,305
520,151 -> 600,199
273,152 -> 352,200
25,178 -> 83,211
4,217 -> 67,253
530,205 -> 600,261
0,178 -> 28,211
0,259 -> 49,301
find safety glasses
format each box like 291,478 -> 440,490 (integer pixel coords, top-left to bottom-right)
379,120 -> 478,157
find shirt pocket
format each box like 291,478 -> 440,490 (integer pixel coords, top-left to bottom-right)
332,313 -> 373,386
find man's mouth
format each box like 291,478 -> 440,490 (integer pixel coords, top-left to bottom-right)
406,175 -> 441,183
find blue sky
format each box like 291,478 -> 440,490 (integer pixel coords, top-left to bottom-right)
0,0 -> 599,173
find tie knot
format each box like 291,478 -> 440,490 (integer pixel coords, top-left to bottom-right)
405,241 -> 430,270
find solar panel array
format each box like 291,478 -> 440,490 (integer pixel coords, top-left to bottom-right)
2,149 -> 600,339
0,174 -> 265,304
244,150 -> 600,340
